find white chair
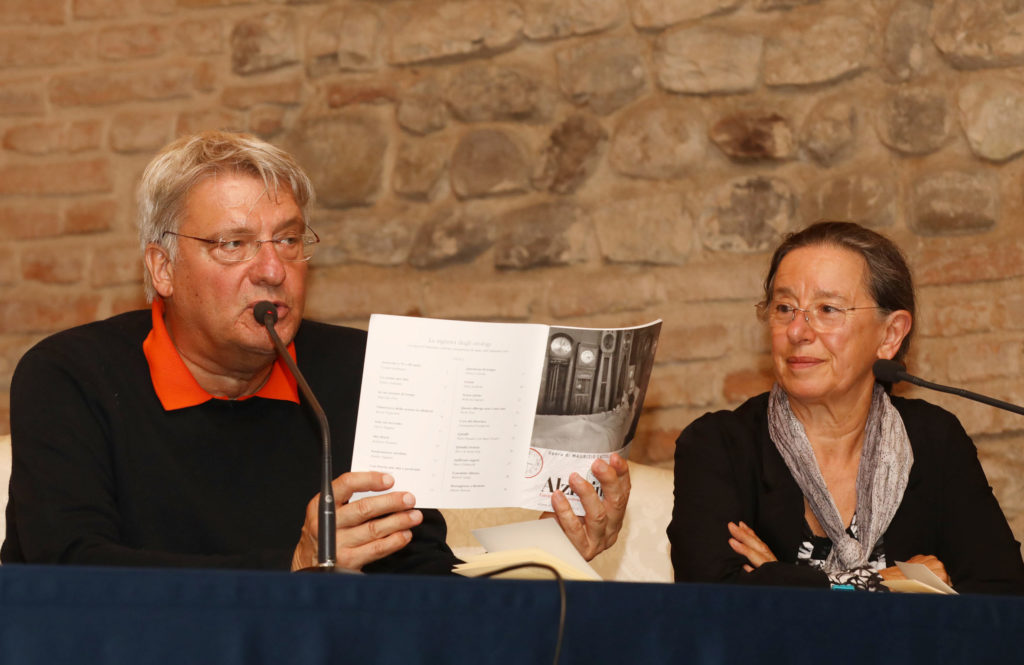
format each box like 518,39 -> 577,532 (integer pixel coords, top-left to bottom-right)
0,435 -> 675,580
0,434 -> 9,557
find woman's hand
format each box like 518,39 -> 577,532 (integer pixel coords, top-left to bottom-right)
879,554 -> 951,585
543,453 -> 631,561
727,521 -> 778,572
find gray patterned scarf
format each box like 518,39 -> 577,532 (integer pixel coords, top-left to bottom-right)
767,383 -> 913,572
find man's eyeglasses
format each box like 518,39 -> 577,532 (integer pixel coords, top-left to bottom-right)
757,301 -> 884,332
162,226 -> 320,263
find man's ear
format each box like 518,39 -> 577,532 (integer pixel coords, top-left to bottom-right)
144,243 -> 174,298
878,309 -> 912,360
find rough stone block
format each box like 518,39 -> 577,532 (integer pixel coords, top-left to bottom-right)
532,114 -> 607,195
393,136 -> 449,201
876,85 -> 952,156
910,170 -> 998,236
520,0 -> 622,40
958,78 -> 1024,162
654,26 -> 762,95
813,171 -> 896,229
608,100 -> 705,180
307,5 -> 382,75
409,208 -> 494,269
931,0 -> 1024,69
801,97 -> 857,166
396,77 -> 448,135
699,176 -> 796,252
555,35 -> 647,116
628,0 -> 742,29
387,0 -> 523,66
446,63 -> 555,123
283,113 -> 387,208
230,11 -> 299,75
591,192 -> 693,265
312,208 -> 418,267
493,201 -> 591,270
709,111 -> 795,162
883,0 -> 934,81
450,128 -> 530,199
764,14 -> 872,86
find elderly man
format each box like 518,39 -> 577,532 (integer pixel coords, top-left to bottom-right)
3,131 -> 629,572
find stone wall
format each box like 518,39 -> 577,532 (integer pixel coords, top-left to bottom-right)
3,0 -> 1024,541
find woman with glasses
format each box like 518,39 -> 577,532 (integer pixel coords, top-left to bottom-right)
669,221 -> 1024,593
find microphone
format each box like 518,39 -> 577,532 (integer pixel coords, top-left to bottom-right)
254,301 -> 338,571
873,359 -> 1024,416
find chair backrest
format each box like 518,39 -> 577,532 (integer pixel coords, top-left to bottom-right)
0,434 -> 10,557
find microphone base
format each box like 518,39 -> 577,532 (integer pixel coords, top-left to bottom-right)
296,564 -> 363,575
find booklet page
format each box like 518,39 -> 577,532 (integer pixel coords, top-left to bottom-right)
351,314 -> 549,507
521,321 -> 661,513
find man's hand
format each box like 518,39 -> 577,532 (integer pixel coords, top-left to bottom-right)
727,521 -> 778,572
544,453 -> 631,561
880,554 -> 951,585
291,472 -> 421,572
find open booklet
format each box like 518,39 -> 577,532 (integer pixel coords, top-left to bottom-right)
453,518 -> 602,581
880,561 -> 958,594
351,314 -> 661,515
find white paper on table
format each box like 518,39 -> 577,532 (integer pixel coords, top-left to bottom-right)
893,561 -> 958,595
472,518 -> 601,580
351,314 -> 549,508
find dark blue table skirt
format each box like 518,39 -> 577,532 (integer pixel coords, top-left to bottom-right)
0,564 -> 1020,664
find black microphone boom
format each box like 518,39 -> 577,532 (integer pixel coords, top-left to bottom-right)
254,301 -> 337,570
872,359 -> 1024,416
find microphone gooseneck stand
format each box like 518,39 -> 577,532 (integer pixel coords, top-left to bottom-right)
872,359 -> 1024,416
254,301 -> 338,571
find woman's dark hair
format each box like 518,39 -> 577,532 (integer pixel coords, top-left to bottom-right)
759,221 -> 916,363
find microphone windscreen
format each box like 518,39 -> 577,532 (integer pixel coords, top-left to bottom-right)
872,359 -> 904,383
253,301 -> 278,325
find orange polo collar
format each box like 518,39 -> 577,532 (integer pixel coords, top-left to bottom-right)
142,299 -> 300,410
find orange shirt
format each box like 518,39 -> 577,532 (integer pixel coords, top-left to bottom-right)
142,299 -> 299,410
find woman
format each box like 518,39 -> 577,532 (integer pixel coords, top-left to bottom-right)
669,221 -> 1024,593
